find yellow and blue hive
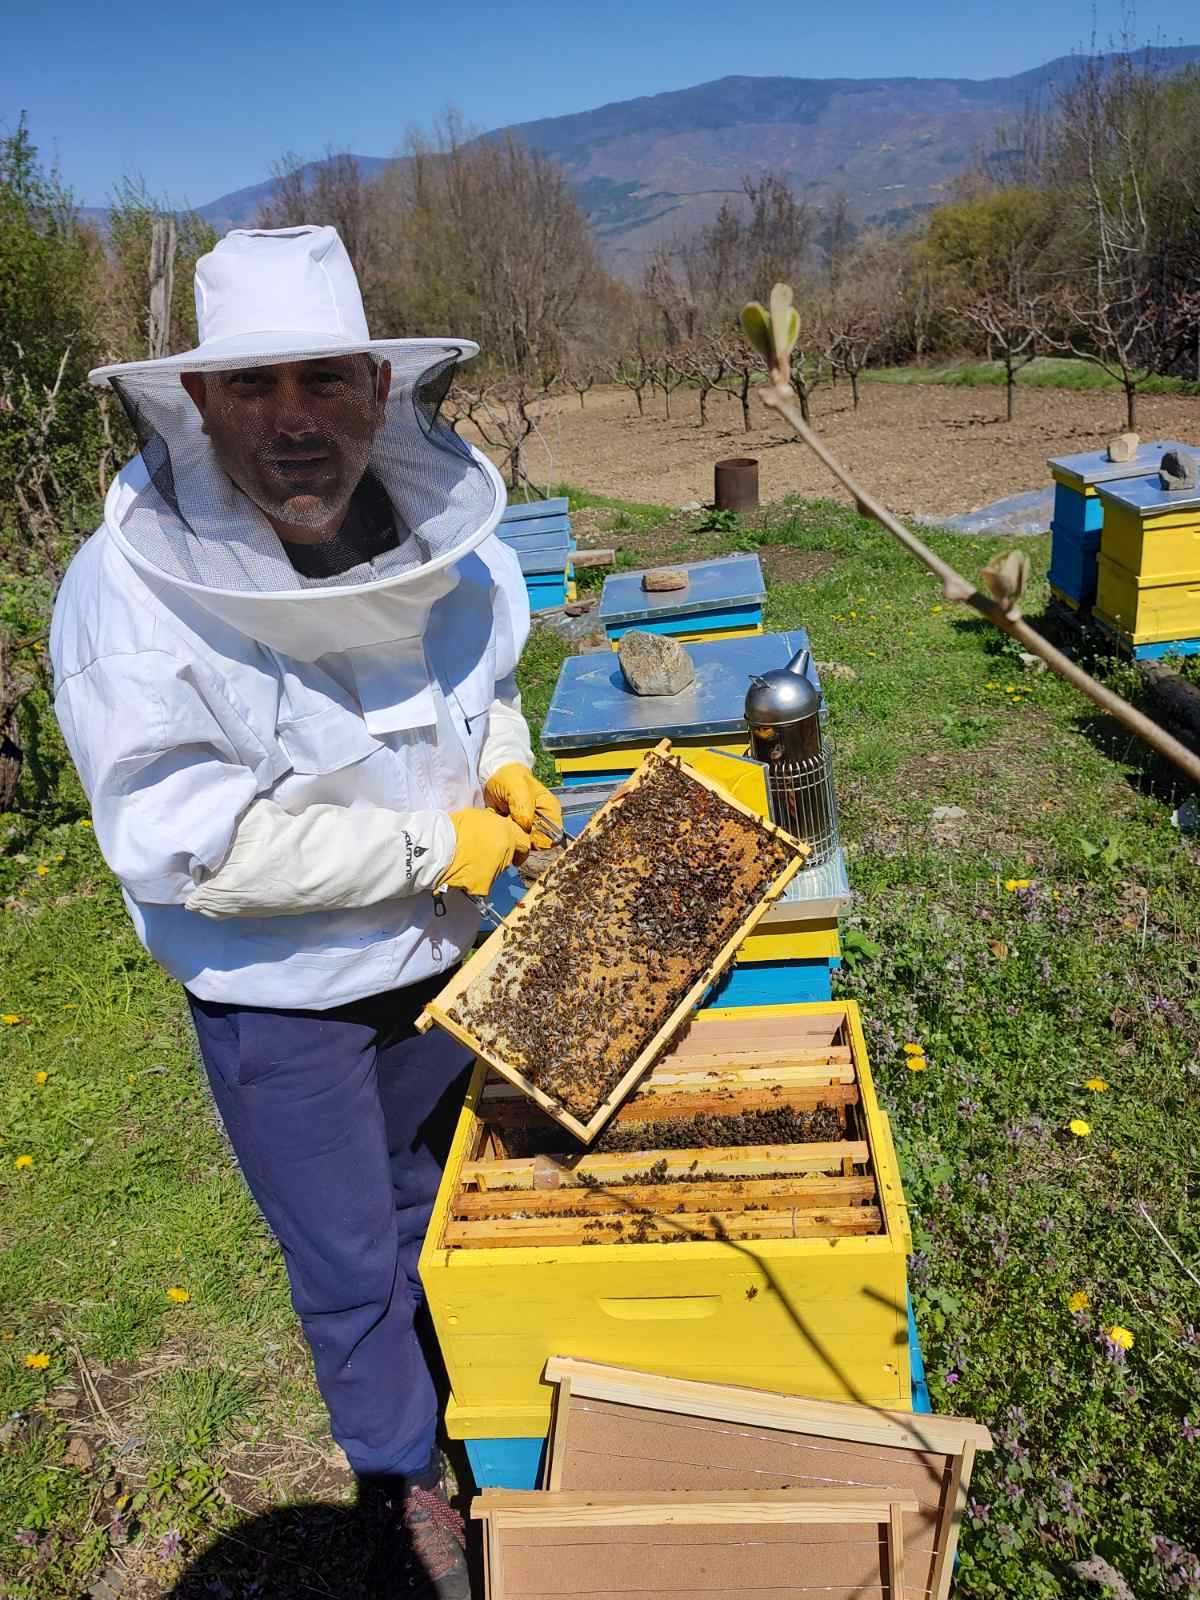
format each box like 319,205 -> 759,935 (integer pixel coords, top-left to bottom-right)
1046,441 -> 1187,611
419,1000 -> 914,1489
599,554 -> 766,645
1093,461 -> 1200,658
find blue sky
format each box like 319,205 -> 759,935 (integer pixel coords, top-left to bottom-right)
4,0 -> 1196,207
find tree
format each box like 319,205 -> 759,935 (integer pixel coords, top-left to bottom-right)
609,344 -> 654,416
259,149 -> 378,307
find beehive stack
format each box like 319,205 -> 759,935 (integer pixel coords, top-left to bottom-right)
1093,467 -> 1200,658
1046,441 -> 1188,611
418,1000 -> 912,1488
497,497 -> 577,612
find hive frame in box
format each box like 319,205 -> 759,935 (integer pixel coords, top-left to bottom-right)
542,1357 -> 992,1600
419,999 -> 915,1435
473,1487 -> 915,1600
417,741 -> 806,1143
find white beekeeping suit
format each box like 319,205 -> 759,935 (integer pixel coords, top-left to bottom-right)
51,226 -> 534,1008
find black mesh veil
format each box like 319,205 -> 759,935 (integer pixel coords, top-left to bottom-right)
106,345 -> 493,593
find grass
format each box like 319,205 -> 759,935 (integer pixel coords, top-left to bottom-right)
868,355 -> 1200,396
2,490 -> 1200,1596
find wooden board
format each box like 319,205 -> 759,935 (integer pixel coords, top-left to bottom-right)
542,1359 -> 993,1600
459,1139 -> 871,1192
444,1205 -> 883,1249
474,1488 -> 914,1600
451,1175 -> 879,1219
419,743 -> 807,1143
481,1082 -> 859,1128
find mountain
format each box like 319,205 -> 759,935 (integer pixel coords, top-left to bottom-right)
173,46 -> 1200,270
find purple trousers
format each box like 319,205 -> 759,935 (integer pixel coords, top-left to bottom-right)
188,976 -> 472,1477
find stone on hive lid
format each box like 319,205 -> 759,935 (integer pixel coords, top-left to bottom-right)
641,567 -> 689,592
616,630 -> 696,697
1160,449 -> 1198,492
1107,432 -> 1140,464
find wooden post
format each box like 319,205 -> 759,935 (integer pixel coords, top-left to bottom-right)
148,216 -> 177,360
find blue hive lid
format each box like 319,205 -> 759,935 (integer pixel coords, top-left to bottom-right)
1047,441 -> 1189,490
541,630 -> 819,751
599,554 -> 766,626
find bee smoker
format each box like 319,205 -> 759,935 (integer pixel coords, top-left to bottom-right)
744,646 -> 839,867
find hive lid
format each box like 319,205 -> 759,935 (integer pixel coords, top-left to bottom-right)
542,629 -> 818,751
1094,471 -> 1200,516
499,496 -> 570,524
599,553 -> 766,625
1047,441 -> 1189,490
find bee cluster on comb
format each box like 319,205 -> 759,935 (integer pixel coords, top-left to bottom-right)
444,752 -> 801,1132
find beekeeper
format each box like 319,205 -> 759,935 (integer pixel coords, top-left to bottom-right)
50,225 -> 561,1599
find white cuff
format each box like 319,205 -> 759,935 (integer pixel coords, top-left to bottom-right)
185,799 -> 454,919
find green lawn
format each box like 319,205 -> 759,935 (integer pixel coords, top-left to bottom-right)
868,355 -> 1199,396
2,495 -> 1199,1597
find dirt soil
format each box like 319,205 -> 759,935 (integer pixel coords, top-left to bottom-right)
483,382 -> 1200,518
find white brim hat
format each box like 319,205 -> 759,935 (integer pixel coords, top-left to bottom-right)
88,225 -> 478,383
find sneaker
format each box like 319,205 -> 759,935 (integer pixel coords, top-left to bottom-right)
362,1477 -> 471,1600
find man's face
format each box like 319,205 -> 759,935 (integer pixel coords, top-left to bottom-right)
180,356 -> 391,533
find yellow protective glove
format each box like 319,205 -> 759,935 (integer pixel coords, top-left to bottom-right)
483,762 -> 564,849
438,809 -> 532,896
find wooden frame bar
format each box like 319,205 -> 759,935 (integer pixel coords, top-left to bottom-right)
459,1139 -> 871,1193
444,1205 -> 884,1249
418,742 -> 807,1144
473,1488 -> 915,1600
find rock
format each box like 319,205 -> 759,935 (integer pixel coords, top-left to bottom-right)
1018,651 -> 1047,673
46,1387 -> 80,1410
63,1434 -> 94,1471
815,660 -> 859,683
931,805 -> 966,823
1172,796 -> 1200,834
678,500 -> 703,513
1160,448 -> 1198,491
617,631 -> 696,697
1107,432 -> 1139,463
564,599 -> 596,617
642,568 -> 689,593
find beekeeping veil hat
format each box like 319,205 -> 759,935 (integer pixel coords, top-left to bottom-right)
89,226 -> 505,732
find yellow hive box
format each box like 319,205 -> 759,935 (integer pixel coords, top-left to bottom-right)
554,736 -> 749,779
1101,501 -> 1200,584
609,623 -> 764,649
739,917 -> 840,963
1095,553 -> 1200,644
420,1001 -> 912,1441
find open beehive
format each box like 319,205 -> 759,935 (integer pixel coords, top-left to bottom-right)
419,743 -> 806,1142
419,1001 -> 913,1433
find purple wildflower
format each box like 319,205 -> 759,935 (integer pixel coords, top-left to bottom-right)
1004,1479 -> 1025,1502
1038,956 -> 1053,985
1037,1215 -> 1055,1234
1150,1536 -> 1200,1593
1149,996 -> 1184,1027
944,1371 -> 959,1386
958,1097 -> 980,1119
1182,1418 -> 1200,1443
974,1171 -> 990,1190
968,1499 -> 990,1524
157,1529 -> 182,1562
14,1529 -> 38,1549
1102,1334 -> 1127,1366
909,1251 -> 930,1286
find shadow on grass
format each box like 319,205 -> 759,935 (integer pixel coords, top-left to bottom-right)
165,1491 -> 480,1600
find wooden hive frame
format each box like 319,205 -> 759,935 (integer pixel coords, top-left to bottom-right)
473,1487 -> 916,1600
418,741 -> 807,1143
541,1358 -> 993,1600
439,1003 -> 888,1252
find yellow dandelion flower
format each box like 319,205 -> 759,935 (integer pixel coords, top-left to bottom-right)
902,1043 -> 924,1055
1004,878 -> 1032,892
1085,1077 -> 1110,1093
14,1154 -> 33,1170
906,1055 -> 928,1073
165,1286 -> 191,1304
1011,696 -> 1023,704
78,819 -> 93,829
2,1014 -> 22,1025
1068,1119 -> 1091,1137
35,865 -> 49,877
931,604 -> 943,614
1106,1324 -> 1134,1350
985,680 -> 998,688
23,1351 -> 50,1370
34,1070 -> 48,1086
1004,684 -> 1016,692
1068,1290 -> 1090,1313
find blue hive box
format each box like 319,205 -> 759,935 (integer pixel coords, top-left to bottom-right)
542,630 -> 822,787
599,554 -> 766,643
